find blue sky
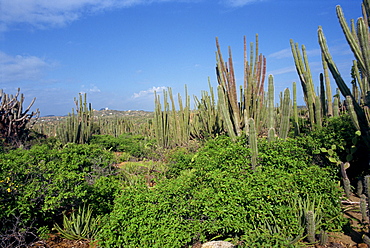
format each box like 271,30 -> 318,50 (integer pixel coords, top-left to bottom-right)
0,0 -> 361,116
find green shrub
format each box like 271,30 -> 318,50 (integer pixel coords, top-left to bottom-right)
0,143 -> 122,236
164,147 -> 196,178
98,136 -> 344,247
307,115 -> 356,159
258,138 -> 312,172
89,134 -> 157,159
192,135 -> 249,173
293,115 -> 368,178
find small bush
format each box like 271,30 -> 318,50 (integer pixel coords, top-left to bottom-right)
164,147 -> 196,178
89,134 -> 157,159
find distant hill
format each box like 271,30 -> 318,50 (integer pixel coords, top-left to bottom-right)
39,110 -> 154,122
93,109 -> 153,118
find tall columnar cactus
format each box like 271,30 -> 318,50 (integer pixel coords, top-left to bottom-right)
154,89 -> 170,148
57,93 -> 93,144
154,86 -> 192,148
218,85 -> 238,141
216,34 -> 267,137
321,56 -> 333,117
279,88 -> 291,139
0,88 -> 39,147
315,95 -> 322,129
290,40 -> 317,129
267,75 -> 276,141
293,82 -> 300,136
193,80 -> 222,139
360,194 -> 368,223
333,92 -> 340,117
318,0 -> 370,149
365,175 -> 370,210
249,118 -> 258,170
346,96 -> 361,131
319,74 -> 327,117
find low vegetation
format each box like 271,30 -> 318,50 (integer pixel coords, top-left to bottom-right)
1,0 -> 370,247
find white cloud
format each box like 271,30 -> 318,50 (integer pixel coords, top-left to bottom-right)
0,0 -> 201,31
80,84 -> 101,93
270,47 -> 322,60
268,66 -> 295,76
306,48 -> 321,57
0,51 -> 53,83
89,85 -> 101,92
132,86 -> 167,99
221,0 -> 265,7
269,48 -> 291,59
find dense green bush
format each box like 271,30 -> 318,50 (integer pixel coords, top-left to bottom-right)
98,136 -> 345,247
89,134 -> 157,159
307,115 -> 356,158
258,138 -> 312,172
294,115 -> 367,178
163,147 -> 195,178
0,143 -> 123,238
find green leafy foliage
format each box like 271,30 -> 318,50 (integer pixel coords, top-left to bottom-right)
297,115 -> 368,178
164,147 -> 196,178
98,136 -> 344,247
0,143 -> 122,235
89,134 -> 157,159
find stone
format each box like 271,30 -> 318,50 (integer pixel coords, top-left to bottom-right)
201,241 -> 235,248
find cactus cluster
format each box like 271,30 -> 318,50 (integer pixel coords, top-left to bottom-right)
192,80 -> 223,139
152,35 -> 295,152
216,35 -> 266,137
0,88 -> 39,147
57,93 -> 93,144
290,40 -> 335,129
318,0 -> 370,150
154,87 -> 191,148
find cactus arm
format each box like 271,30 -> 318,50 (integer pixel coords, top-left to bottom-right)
267,75 -> 275,130
336,6 -> 366,72
318,27 -> 368,128
346,96 -> 361,131
293,82 -> 300,135
279,88 -> 291,139
249,118 -> 258,170
322,55 -> 333,116
318,27 -> 353,98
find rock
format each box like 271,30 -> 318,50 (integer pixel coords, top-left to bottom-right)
201,241 -> 235,248
357,243 -> 369,248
